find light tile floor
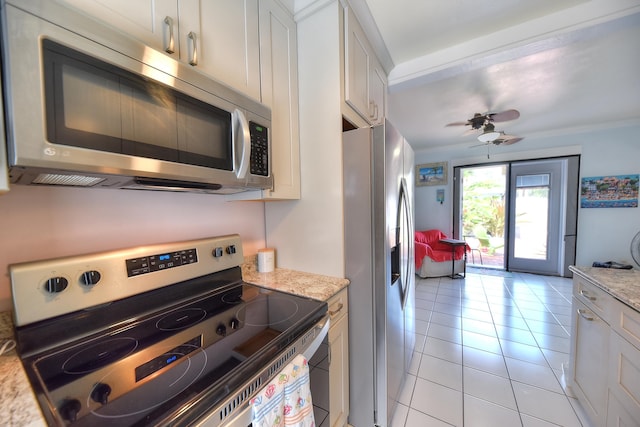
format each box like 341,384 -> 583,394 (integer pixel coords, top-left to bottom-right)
392,268 -> 591,427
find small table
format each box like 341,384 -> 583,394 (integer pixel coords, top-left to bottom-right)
439,238 -> 467,279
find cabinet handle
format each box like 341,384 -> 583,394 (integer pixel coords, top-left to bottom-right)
188,31 -> 198,66
163,16 -> 175,54
577,308 -> 595,321
329,302 -> 344,318
579,289 -> 596,301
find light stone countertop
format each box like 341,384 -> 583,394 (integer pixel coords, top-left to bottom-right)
0,260 -> 349,426
569,266 -> 640,312
0,311 -> 46,427
241,256 -> 350,301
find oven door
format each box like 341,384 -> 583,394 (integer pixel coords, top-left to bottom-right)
192,315 -> 330,427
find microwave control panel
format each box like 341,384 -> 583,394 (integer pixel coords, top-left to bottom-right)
249,122 -> 269,176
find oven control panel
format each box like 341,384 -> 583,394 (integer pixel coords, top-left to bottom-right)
126,248 -> 198,277
10,235 -> 245,326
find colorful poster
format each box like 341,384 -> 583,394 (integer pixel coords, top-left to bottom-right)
581,174 -> 639,208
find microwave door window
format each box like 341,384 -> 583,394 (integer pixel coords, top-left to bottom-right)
176,97 -> 232,170
46,50 -> 125,152
43,39 -> 233,172
61,64 -> 122,141
122,81 -> 179,162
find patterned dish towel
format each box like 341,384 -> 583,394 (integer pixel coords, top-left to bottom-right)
250,354 -> 315,427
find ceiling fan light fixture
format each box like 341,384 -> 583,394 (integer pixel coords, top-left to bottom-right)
477,123 -> 501,142
477,131 -> 501,142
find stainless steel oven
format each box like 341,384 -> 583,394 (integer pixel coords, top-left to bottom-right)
1,0 -> 272,194
10,235 -> 328,426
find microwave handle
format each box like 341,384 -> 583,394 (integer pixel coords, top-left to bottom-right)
232,109 -> 251,179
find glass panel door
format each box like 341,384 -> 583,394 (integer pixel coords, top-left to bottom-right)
508,160 -> 563,275
513,174 -> 550,259
455,157 -> 578,276
460,165 -> 507,269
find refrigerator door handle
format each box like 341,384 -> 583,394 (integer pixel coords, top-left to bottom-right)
396,178 -> 413,309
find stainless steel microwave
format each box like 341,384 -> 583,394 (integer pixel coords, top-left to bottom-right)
0,0 -> 272,194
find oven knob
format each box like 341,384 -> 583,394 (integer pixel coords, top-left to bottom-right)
91,383 -> 112,405
216,324 -> 227,337
81,270 -> 102,286
212,247 -> 224,258
226,245 -> 237,255
229,317 -> 240,330
45,277 -> 68,293
59,399 -> 82,422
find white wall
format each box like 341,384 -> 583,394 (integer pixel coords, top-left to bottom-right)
413,123 -> 640,267
265,0 -> 345,278
0,185 -> 266,311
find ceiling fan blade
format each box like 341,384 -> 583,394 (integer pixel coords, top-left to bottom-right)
489,109 -> 520,122
501,137 -> 523,145
445,121 -> 469,127
463,128 -> 480,136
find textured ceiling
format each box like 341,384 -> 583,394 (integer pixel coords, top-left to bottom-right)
358,0 -> 640,152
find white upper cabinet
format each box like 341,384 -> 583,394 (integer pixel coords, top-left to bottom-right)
184,0 -> 261,100
59,0 -> 261,100
58,0 -> 177,52
229,0 -> 300,201
344,7 -> 386,126
257,0 -> 300,199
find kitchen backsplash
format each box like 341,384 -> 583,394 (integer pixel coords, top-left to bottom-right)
0,185 -> 267,312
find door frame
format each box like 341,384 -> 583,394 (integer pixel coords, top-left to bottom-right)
453,155 -> 580,276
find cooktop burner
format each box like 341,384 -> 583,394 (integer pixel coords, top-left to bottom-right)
62,338 -> 139,375
10,235 -> 328,426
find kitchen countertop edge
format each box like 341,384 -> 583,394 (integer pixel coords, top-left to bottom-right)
241,256 -> 350,302
569,265 -> 640,312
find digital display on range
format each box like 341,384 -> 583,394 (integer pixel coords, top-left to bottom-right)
135,336 -> 202,382
125,248 -> 198,277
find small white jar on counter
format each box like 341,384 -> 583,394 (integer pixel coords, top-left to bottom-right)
257,248 -> 276,273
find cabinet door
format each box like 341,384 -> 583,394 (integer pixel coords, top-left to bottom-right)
258,0 -> 300,200
344,8 -> 370,120
607,390 -> 639,427
59,0 -> 178,56
570,297 -> 609,426
608,332 -> 640,424
329,311 -> 349,427
181,0 -> 261,100
369,64 -> 386,125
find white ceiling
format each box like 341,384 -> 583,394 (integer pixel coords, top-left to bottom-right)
354,0 -> 640,152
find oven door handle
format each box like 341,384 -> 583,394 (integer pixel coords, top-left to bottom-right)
303,314 -> 330,361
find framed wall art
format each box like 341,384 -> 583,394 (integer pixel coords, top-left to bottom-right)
580,174 -> 639,208
416,162 -> 447,187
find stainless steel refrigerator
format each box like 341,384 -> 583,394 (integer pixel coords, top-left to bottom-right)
343,120 -> 415,427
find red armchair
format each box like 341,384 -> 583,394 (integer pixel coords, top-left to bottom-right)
415,229 -> 468,278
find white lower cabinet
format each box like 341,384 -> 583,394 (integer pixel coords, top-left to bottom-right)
310,289 -> 349,427
570,297 -> 609,426
608,310 -> 640,423
328,290 -> 349,427
569,272 -> 640,426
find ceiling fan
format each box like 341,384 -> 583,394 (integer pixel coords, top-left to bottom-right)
446,109 -> 523,145
445,109 -> 520,130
